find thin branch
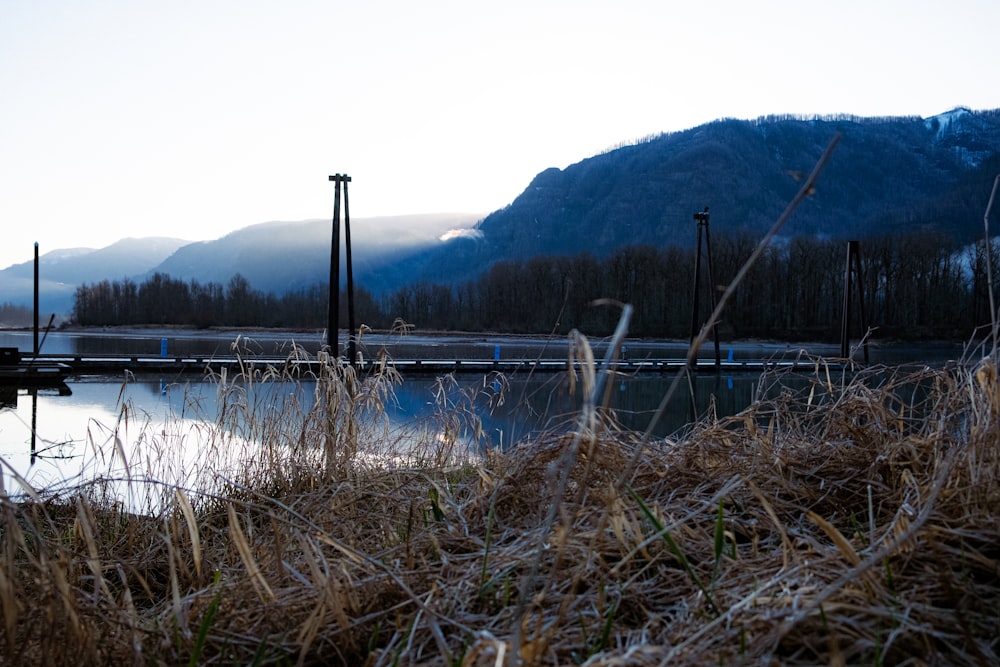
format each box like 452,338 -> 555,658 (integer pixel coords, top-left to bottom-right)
618,133 -> 841,487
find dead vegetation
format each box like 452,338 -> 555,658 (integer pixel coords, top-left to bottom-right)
4,142 -> 999,665
1,341 -> 998,666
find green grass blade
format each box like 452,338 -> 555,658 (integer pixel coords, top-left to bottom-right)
629,487 -> 720,617
189,571 -> 222,667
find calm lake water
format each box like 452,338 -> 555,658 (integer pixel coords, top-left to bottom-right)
0,329 -> 971,504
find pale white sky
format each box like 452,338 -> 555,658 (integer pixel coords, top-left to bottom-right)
2,0 -> 998,271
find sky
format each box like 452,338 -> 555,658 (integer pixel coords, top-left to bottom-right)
2,0 -> 999,271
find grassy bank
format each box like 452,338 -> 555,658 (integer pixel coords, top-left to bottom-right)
1,342 -> 998,666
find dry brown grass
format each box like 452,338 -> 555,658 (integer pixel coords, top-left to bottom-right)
1,343 -> 999,666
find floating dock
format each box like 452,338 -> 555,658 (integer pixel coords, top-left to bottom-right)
0,348 -> 72,387
19,353 -> 843,377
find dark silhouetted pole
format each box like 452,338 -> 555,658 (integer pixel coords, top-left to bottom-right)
328,175 -> 344,353
33,242 -> 39,356
30,390 -> 38,465
688,208 -> 721,368
327,174 -> 357,367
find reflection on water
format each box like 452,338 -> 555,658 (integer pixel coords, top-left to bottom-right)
0,367 -> 803,503
1,385 -> 73,469
0,328 -> 972,506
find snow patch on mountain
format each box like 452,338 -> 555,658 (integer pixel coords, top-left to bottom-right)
926,107 -> 972,138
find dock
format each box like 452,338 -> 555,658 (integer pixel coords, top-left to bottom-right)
0,347 -> 72,387
16,353 -> 841,377
0,361 -> 73,386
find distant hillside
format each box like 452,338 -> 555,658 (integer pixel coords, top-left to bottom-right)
0,237 -> 190,316
148,213 -> 483,294
0,215 -> 482,315
386,107 -> 1000,288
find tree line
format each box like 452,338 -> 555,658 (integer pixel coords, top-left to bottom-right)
72,231 -> 997,342
0,302 -> 33,328
72,273 -> 382,330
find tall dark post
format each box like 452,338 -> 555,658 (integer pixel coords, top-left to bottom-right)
328,176 -> 343,354
327,174 -> 357,368
688,208 -> 721,368
30,389 -> 38,465
33,242 -> 39,356
840,240 -> 870,363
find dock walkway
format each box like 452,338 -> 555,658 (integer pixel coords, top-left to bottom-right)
19,353 -> 839,377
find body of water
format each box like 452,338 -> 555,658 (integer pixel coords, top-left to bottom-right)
0,329 -> 973,503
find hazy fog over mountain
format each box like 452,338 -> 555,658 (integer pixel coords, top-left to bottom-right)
0,214 -> 482,315
149,213 -> 483,292
0,237 -> 191,317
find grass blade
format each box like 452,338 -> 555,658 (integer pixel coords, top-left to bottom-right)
227,503 -> 275,602
175,488 -> 202,579
189,571 -> 222,667
629,487 -> 720,617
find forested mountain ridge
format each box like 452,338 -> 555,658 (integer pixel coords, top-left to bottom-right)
7,107 -> 1000,320
386,107 -> 1000,288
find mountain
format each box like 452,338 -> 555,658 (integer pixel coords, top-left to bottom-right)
147,213 -> 483,294
386,107 -> 1000,287
5,108 -> 999,317
0,215 -> 482,316
0,237 -> 191,316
